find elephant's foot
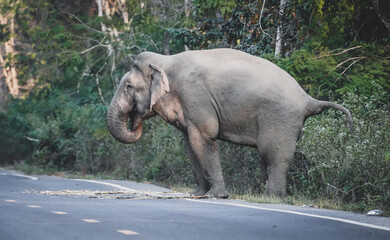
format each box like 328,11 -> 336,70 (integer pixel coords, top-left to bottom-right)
265,181 -> 286,198
190,187 -> 208,196
205,186 -> 229,199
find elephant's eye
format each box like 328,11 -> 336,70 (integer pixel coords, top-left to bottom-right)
126,84 -> 133,92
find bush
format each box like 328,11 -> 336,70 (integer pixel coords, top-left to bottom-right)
265,44 -> 390,101
290,89 -> 390,211
1,87 -> 192,185
0,103 -> 34,165
218,143 -> 262,193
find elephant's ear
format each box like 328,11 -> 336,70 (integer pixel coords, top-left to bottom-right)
149,64 -> 170,111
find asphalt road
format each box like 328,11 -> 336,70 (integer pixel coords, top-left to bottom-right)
1,169 -> 389,240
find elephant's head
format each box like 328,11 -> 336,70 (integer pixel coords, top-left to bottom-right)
107,60 -> 170,144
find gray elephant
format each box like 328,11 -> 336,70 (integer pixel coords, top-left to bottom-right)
107,48 -> 353,198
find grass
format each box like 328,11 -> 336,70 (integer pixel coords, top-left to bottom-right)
170,185 -> 389,216
10,162 -> 60,176
231,192 -> 389,217
173,185 -> 389,216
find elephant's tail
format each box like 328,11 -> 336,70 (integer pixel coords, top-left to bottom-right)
306,99 -> 354,135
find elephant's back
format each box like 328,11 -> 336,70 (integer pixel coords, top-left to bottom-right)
174,49 -> 309,105
175,49 -> 301,87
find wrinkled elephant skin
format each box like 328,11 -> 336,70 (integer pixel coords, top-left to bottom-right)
107,49 -> 353,198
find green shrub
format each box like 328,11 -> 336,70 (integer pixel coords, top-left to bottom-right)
219,144 -> 262,193
291,89 -> 390,211
265,44 -> 390,101
0,102 -> 34,165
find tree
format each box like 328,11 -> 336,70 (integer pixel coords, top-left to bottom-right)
0,0 -> 37,104
275,0 -> 289,56
371,0 -> 390,34
0,0 -> 20,98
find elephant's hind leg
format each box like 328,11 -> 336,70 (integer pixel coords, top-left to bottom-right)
259,144 -> 296,197
265,154 -> 292,197
257,120 -> 301,197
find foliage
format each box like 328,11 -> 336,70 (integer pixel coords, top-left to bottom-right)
265,43 -> 390,100
291,89 -> 390,212
172,0 -> 390,54
193,0 -> 236,17
170,0 -> 279,54
0,105 -> 34,164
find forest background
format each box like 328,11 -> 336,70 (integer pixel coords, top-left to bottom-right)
0,0 -> 389,214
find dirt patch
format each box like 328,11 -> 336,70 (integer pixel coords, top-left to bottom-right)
24,189 -> 208,200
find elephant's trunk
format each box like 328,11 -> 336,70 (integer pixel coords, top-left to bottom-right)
107,102 -> 143,144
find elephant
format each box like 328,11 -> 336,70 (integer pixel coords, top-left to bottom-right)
107,48 -> 353,198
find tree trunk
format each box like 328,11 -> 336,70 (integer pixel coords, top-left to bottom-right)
116,0 -> 129,24
103,0 -> 112,17
96,0 -> 103,16
275,0 -> 288,57
0,72 -> 7,109
163,32 -> 171,55
184,0 -> 192,17
0,12 -> 20,98
371,0 -> 390,34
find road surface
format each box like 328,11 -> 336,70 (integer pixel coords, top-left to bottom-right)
1,169 -> 389,240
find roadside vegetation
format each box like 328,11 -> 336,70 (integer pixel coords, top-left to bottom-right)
1,0 -> 389,215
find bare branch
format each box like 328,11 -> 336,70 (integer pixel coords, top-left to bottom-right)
327,183 -> 347,194
95,75 -> 107,105
57,7 -> 105,34
315,46 -> 362,59
80,44 -> 109,54
258,0 -> 274,40
335,56 -> 366,69
25,136 -> 39,143
339,57 -> 367,76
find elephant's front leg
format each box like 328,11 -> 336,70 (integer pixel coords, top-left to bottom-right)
186,125 -> 228,198
184,136 -> 210,196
